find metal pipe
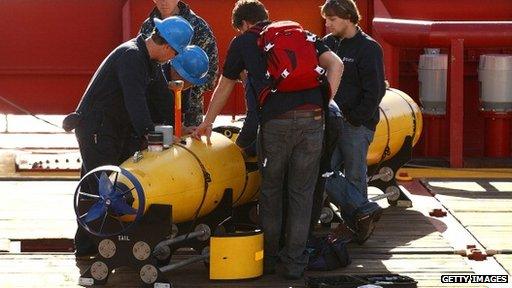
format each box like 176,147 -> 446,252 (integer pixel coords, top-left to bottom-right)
449,39 -> 464,168
154,229 -> 206,254
373,18 -> 512,48
329,202 -> 342,220
485,249 -> 512,256
160,254 -> 209,273
369,191 -> 397,202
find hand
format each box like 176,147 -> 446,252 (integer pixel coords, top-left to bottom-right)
192,122 -> 213,145
183,126 -> 197,135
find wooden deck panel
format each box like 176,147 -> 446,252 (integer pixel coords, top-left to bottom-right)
0,253 -> 479,288
422,179 -> 512,279
495,255 -> 512,275
0,179 -> 510,287
423,183 -> 512,250
0,181 -> 76,240
0,181 -> 471,288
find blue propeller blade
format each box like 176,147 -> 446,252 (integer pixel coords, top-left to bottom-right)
98,172 -> 113,198
110,199 -> 137,215
84,200 -> 107,223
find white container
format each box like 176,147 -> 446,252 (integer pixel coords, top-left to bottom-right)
478,54 -> 512,111
418,52 -> 448,115
154,125 -> 174,148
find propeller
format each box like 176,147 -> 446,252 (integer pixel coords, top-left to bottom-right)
74,165 -> 145,237
84,172 -> 136,223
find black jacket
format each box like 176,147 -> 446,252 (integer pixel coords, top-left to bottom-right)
323,28 -> 385,131
75,36 -> 155,140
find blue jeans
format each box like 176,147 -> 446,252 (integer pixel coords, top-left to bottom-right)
325,119 -> 378,227
336,120 -> 375,198
325,171 -> 381,228
258,115 -> 324,274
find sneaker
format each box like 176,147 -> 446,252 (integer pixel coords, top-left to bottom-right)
355,207 -> 383,244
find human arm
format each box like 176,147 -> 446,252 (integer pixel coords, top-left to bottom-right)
192,36 -> 243,143
319,51 -> 344,100
192,76 -> 237,144
117,51 -> 155,138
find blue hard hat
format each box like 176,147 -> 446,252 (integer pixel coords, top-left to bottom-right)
153,16 -> 193,53
171,45 -> 209,85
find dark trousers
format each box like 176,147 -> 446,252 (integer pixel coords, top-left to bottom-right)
310,114 -> 343,232
235,110 -> 259,157
258,115 -> 324,274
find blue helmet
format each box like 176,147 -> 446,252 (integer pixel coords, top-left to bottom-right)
153,16 -> 193,53
171,45 -> 209,85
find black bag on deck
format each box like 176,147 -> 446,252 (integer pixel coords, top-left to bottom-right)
307,235 -> 351,271
306,274 -> 418,288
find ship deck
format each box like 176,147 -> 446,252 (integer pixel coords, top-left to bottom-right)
0,116 -> 511,287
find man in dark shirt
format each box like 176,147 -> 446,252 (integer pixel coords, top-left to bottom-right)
140,0 -> 219,127
193,0 -> 343,279
321,0 -> 385,243
70,16 -> 193,258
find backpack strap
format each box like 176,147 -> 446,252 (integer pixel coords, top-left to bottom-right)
247,21 -> 268,35
248,26 -> 263,35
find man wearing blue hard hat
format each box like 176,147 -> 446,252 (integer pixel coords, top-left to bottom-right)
140,0 -> 219,129
64,16 -> 194,259
170,45 -> 209,89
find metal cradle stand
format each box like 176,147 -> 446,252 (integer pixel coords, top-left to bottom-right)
79,189 -> 236,287
368,136 -> 414,207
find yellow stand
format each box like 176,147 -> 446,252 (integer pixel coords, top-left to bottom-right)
210,230 -> 264,280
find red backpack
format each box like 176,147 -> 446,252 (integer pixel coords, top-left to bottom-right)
249,21 -> 326,106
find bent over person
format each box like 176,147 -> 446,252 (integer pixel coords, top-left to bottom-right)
67,16 -> 194,258
140,0 -> 219,127
193,0 -> 343,279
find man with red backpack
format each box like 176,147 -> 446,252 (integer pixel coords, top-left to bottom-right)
193,0 -> 343,279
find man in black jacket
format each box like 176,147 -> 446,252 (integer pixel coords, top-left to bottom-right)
321,0 -> 385,244
69,16 -> 193,258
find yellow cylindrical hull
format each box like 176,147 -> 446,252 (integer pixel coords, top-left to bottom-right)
368,88 -> 423,165
117,88 -> 421,224
118,134 -> 260,223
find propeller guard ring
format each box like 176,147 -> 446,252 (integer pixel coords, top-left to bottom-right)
73,165 -> 145,237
